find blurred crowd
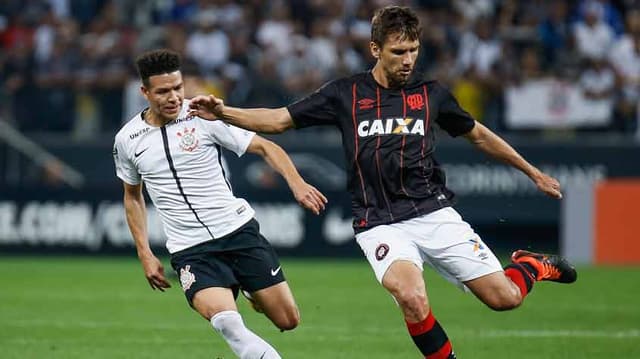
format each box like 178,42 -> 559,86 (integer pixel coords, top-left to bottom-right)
2,0 -> 640,137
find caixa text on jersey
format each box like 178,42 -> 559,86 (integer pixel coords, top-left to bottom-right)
357,118 -> 425,137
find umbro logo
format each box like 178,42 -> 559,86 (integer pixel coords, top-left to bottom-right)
134,148 -> 149,157
270,266 -> 282,276
358,98 -> 376,110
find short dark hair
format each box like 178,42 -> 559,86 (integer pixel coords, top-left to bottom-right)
371,6 -> 421,47
135,49 -> 181,86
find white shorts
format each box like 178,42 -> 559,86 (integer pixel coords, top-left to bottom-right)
355,207 -> 502,292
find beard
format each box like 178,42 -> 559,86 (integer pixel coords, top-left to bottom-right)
386,68 -> 412,89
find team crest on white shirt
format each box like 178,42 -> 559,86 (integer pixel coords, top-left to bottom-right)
177,127 -> 199,152
179,265 -> 196,291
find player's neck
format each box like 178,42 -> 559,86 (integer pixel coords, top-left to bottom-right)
372,63 -> 408,89
371,63 -> 390,88
144,109 -> 173,127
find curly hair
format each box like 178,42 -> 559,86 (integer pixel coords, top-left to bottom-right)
371,6 -> 421,48
135,49 -> 182,86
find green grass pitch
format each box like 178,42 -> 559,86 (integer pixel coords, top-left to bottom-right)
0,257 -> 638,358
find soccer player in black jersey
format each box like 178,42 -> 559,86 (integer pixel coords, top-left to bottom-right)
188,6 -> 577,359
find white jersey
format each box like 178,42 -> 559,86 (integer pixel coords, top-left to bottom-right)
113,100 -> 256,253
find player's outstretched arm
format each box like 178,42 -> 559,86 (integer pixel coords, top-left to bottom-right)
188,94 -> 295,134
463,121 -> 563,199
123,182 -> 171,291
246,136 -> 328,215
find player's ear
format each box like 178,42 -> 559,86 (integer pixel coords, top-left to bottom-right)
140,86 -> 149,100
370,41 -> 380,59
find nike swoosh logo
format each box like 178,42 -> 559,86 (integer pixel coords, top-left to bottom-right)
270,266 -> 282,276
134,148 -> 149,157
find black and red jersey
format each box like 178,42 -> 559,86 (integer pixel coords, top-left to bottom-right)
287,71 -> 475,232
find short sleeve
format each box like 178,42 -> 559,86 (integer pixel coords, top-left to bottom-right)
204,120 -> 256,157
113,136 -> 141,185
434,82 -> 476,137
287,81 -> 339,128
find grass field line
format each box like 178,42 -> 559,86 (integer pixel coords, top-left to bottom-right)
5,319 -> 640,339
474,329 -> 640,338
3,330 -> 639,346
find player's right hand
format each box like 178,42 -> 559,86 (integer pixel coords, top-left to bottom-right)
188,95 -> 224,121
139,253 -> 171,291
533,172 -> 563,199
291,180 -> 328,215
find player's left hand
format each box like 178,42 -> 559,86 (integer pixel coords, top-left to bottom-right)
533,172 -> 563,199
291,181 -> 328,215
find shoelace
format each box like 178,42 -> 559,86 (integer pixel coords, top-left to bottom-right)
516,254 -> 562,281
540,260 -> 562,280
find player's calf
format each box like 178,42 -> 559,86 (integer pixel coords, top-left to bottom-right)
243,289 -> 299,331
246,284 -> 301,331
382,262 -> 455,358
465,271 -> 524,311
211,310 -> 282,359
480,285 -> 522,312
392,288 -> 429,322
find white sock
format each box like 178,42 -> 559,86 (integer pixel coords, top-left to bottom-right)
210,310 -> 281,359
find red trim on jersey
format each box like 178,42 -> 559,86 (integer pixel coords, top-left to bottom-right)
352,83 -> 369,222
420,85 -> 431,187
425,341 -> 453,359
375,86 -> 394,221
400,89 -> 408,195
400,89 -> 419,215
423,85 -> 430,130
376,86 -> 381,119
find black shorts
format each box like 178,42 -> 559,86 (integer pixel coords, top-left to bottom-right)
170,219 -> 285,306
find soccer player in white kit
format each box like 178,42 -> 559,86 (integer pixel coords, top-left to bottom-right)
113,49 -> 327,359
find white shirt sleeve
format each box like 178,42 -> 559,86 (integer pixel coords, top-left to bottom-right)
113,135 -> 141,185
204,120 -> 256,157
